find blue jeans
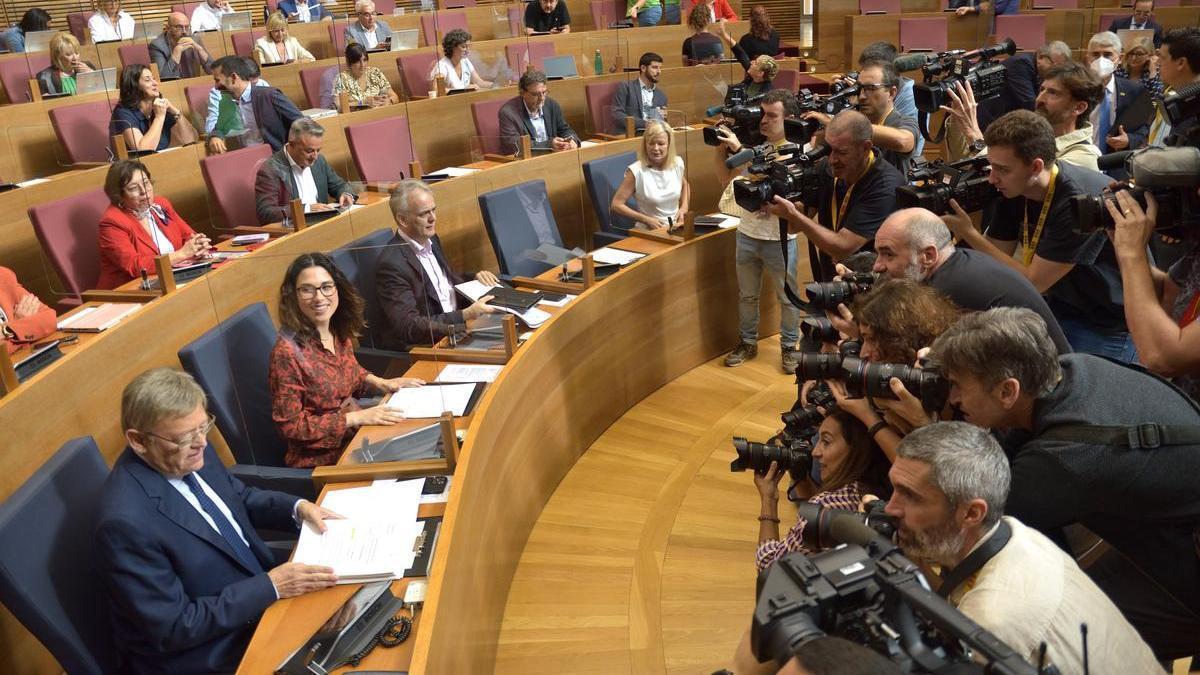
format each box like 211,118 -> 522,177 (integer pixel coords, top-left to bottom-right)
736,231 -> 801,347
1059,318 -> 1138,363
637,5 -> 662,26
662,3 -> 680,24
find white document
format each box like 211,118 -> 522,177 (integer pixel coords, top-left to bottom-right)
16,178 -> 50,188
436,166 -> 481,178
454,279 -> 492,301
293,519 -> 412,583
705,212 -> 740,229
230,232 -> 269,245
590,247 -> 646,266
436,364 -> 504,383
386,383 -> 477,418
496,304 -> 550,328
580,140 -> 601,148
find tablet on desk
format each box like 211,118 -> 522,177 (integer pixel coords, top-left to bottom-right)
302,205 -> 350,224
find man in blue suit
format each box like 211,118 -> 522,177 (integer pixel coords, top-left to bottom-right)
610,52 -> 669,135
1108,0 -> 1163,49
1086,31 -> 1151,158
344,0 -> 393,49
94,368 -> 339,674
276,0 -> 332,23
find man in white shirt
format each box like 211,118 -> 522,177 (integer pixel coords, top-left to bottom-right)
254,117 -> 355,225
87,0 -> 134,42
190,0 -> 234,33
882,423 -> 1163,674
375,180 -> 501,350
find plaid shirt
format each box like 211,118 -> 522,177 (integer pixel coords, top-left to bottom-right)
755,482 -> 867,573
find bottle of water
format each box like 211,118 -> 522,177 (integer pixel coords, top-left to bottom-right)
594,49 -> 603,76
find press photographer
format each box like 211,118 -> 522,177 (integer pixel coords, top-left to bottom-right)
871,207 -> 1071,354
766,110 -> 904,282
1149,27 -> 1200,147
939,110 -> 1130,360
907,307 -> 1200,660
713,89 -> 804,373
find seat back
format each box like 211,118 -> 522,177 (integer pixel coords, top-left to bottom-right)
328,19 -> 350,57
443,0 -> 477,7
1031,0 -> 1077,7
899,17 -> 949,53
0,436 -> 118,675
184,83 -> 214,123
505,41 -> 556,75
345,116 -> 418,182
506,5 -> 523,37
28,188 -> 110,301
299,64 -> 333,108
231,29 -> 264,58
330,228 -> 394,346
200,144 -> 274,228
470,97 -> 509,155
419,11 -> 469,49
582,151 -> 637,235
178,302 -> 288,467
67,12 -> 94,43
0,54 -> 50,104
858,0 -> 901,13
590,0 -> 621,30
584,80 -> 622,135
374,0 -> 397,12
118,43 -> 151,69
995,14 -> 1046,51
478,180 -> 564,277
1097,12 -> 1124,33
771,69 -> 800,93
397,51 -> 438,98
172,2 -> 204,18
50,99 -> 118,164
795,72 -> 830,95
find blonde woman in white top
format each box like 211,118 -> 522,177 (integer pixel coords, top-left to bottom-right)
429,28 -> 493,91
254,13 -> 316,65
610,120 -> 690,230
88,0 -> 134,42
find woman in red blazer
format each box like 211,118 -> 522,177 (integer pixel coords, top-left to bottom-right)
0,266 -> 56,354
97,160 -> 212,290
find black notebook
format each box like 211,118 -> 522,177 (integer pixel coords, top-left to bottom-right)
403,516 -> 443,578
485,285 -> 543,311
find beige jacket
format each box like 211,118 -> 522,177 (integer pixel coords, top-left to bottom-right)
1055,123 -> 1101,172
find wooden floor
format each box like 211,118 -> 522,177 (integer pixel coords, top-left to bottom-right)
495,336 -> 797,674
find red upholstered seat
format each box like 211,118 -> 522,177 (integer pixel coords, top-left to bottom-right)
900,17 -> 949,53
184,84 -> 214,125
230,30 -> 265,58
200,144 -> 274,229
1097,12 -> 1125,32
396,52 -> 438,98
299,64 -> 335,108
796,73 -> 830,95
995,15 -> 1047,51
27,188 -> 111,309
419,11 -> 469,50
471,97 -> 510,155
118,43 -> 151,69
506,5 -> 523,36
443,0 -> 477,8
505,41 -> 556,75
771,69 -> 800,94
590,0 -> 621,30
1030,0 -> 1077,8
0,54 -> 50,104
171,2 -> 204,18
584,80 -> 622,135
49,99 -> 119,165
327,20 -> 350,58
374,0 -> 397,13
67,12 -> 94,43
859,0 -> 901,13
346,116 -> 419,182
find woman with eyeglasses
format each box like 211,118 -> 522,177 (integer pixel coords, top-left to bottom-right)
1115,36 -> 1165,101
96,160 -> 212,289
254,12 -> 316,65
269,253 -> 424,468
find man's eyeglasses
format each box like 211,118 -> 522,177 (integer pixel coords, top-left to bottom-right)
143,415 -> 216,452
297,282 -> 338,299
858,83 -> 891,91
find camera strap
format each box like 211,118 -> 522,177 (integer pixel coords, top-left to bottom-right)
936,518 -> 1012,600
1036,422 -> 1200,449
1020,163 -> 1058,266
830,151 -> 876,232
917,111 -> 950,145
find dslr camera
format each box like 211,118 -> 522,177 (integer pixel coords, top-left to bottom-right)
730,435 -> 813,483
897,156 -> 997,215
733,144 -> 831,213
804,272 -> 875,310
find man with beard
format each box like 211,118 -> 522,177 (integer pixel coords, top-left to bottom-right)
870,208 -> 1070,354
1033,61 -> 1105,170
882,422 -> 1161,673
610,52 -> 667,134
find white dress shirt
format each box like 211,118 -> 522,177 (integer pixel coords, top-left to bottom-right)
431,57 -> 476,90
87,11 -> 134,42
360,23 -> 379,48
191,2 -> 233,33
285,149 -> 320,210
397,230 -> 456,313
295,1 -> 312,22
525,102 -> 548,143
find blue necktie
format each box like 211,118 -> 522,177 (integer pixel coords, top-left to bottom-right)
182,473 -> 263,573
1097,88 -> 1112,150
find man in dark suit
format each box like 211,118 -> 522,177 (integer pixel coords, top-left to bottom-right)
610,52 -> 668,135
497,69 -> 579,156
375,180 -> 502,351
1109,0 -> 1163,49
1086,31 -> 1151,159
94,368 -> 339,675
208,56 -> 302,154
975,41 -> 1071,132
254,117 -> 355,225
149,12 -> 213,80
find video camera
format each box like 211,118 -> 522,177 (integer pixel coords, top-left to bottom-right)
898,156 -> 997,215
703,87 -> 766,147
733,143 -> 831,213
896,38 -> 1017,142
1076,146 -> 1200,234
797,85 -> 860,117
750,503 -> 1044,674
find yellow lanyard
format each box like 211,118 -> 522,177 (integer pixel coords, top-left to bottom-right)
830,151 -> 876,232
1020,163 -> 1058,266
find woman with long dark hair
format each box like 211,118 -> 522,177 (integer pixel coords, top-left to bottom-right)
1,8 -> 51,53
269,252 -> 423,468
109,64 -> 197,153
738,5 -> 780,62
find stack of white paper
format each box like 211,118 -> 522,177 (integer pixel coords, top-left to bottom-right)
590,247 -> 646,266
435,364 -> 504,383
386,382 -> 477,418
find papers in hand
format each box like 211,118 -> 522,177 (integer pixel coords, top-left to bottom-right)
386,382 -> 477,418
435,364 -> 503,383
57,303 -> 141,332
454,280 -> 552,328
455,279 -> 494,302
590,247 -> 646,266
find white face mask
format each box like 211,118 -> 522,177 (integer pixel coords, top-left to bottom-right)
1090,56 -> 1116,80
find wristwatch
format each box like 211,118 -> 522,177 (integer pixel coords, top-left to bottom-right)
968,138 -> 986,155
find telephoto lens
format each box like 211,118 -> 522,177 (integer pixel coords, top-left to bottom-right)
800,317 -> 840,344
841,358 -> 950,412
781,405 -> 824,430
796,352 -> 844,382
730,437 -> 813,479
804,272 -> 875,310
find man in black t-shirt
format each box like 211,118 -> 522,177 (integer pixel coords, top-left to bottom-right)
768,110 -> 903,282
872,207 -> 1071,354
523,0 -> 570,34
924,307 -> 1200,660
803,61 -> 918,175
941,110 -> 1131,361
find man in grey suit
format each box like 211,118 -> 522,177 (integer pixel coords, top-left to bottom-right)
254,118 -> 356,225
498,69 -> 579,155
344,0 -> 393,49
610,52 -> 668,134
149,12 -> 213,80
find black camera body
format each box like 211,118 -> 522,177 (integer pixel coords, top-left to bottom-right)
703,87 -> 765,147
798,86 -> 859,117
731,436 -> 813,482
840,357 -> 950,412
911,38 -> 1016,114
804,272 -> 876,310
734,144 -> 831,213
1077,146 -> 1200,234
898,156 -> 997,215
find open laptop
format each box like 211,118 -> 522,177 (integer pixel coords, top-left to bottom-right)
23,30 -> 55,52
220,11 -> 253,32
389,28 -> 419,51
1117,28 -> 1156,53
130,21 -> 158,41
542,54 -> 578,80
75,68 -> 117,95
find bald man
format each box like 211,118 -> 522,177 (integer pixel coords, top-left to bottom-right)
872,208 -> 1071,354
149,12 -> 212,80
767,109 -> 903,282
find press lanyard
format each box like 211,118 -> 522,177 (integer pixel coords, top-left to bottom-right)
830,151 -> 875,232
1020,162 -> 1058,266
